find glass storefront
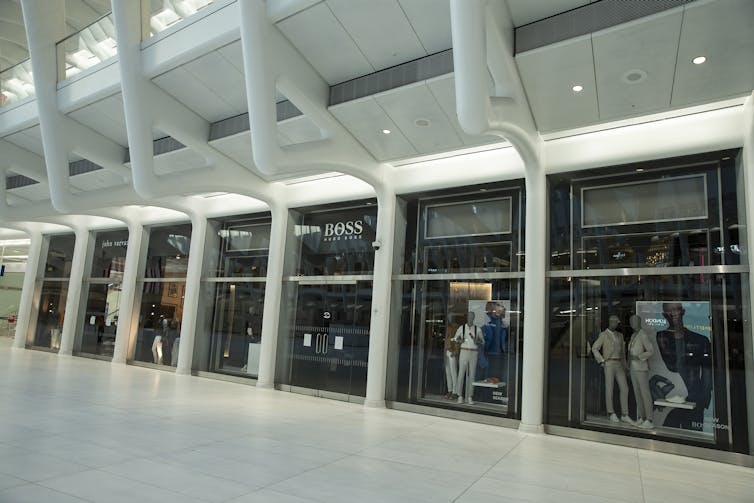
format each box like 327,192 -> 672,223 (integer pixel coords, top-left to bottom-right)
276,201 -> 377,400
389,184 -> 525,418
132,224 -> 191,367
546,150 -> 751,454
32,234 -> 75,350
195,215 -> 270,378
76,229 -> 128,358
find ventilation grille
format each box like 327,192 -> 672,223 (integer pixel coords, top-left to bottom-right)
515,0 -> 693,53
69,159 -> 104,176
6,174 -> 37,189
330,49 -> 453,106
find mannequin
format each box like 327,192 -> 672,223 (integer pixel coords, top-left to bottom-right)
628,315 -> 654,429
443,317 -> 460,399
592,315 -> 631,423
453,311 -> 484,405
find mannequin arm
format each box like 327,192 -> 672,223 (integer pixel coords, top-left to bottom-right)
592,332 -> 605,363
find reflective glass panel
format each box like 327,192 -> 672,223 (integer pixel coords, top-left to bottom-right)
143,224 -> 192,279
133,281 -> 185,367
33,281 -> 68,350
78,282 -> 121,357
44,234 -> 75,278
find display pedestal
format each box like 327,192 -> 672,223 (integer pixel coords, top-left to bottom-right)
472,380 -> 507,404
654,399 -> 696,410
247,343 -> 261,375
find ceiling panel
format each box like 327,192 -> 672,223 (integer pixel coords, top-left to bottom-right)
216,40 -> 245,74
209,133 -> 254,170
507,0 -> 592,27
68,170 -> 128,192
326,0 -> 426,70
69,94 -> 129,146
375,82 -> 463,154
397,0 -> 452,54
8,182 -> 50,202
593,9 -> 682,120
426,76 -> 498,147
672,0 -> 754,107
183,50 -> 248,115
330,98 -> 417,160
277,2 -> 373,84
153,148 -> 210,176
516,36 -> 599,132
277,115 -> 323,144
153,66 -> 235,122
4,125 -> 45,156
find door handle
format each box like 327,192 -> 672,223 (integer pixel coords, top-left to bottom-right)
315,332 -> 321,354
323,333 -> 328,354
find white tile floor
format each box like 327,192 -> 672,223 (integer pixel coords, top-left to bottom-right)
1,336 -> 753,503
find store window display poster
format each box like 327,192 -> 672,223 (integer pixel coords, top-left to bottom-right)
635,301 -> 713,436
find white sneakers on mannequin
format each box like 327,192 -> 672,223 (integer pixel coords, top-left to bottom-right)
609,413 -> 620,422
638,419 -> 654,429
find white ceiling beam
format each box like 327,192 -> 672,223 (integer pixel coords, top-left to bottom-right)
0,138 -> 48,181
239,0 -> 384,186
111,0 -> 275,205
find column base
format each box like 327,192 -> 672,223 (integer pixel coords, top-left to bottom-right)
57,351 -> 73,358
111,357 -> 127,365
255,380 -> 275,389
363,399 -> 386,409
518,422 -> 545,434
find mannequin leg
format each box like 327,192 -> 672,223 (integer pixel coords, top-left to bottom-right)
632,370 -> 653,421
455,351 -> 470,399
466,351 -> 478,403
445,352 -> 458,396
603,363 -> 616,415
630,371 -> 645,419
615,365 -> 629,417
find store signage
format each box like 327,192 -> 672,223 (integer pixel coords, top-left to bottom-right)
102,239 -> 128,248
322,220 -> 364,242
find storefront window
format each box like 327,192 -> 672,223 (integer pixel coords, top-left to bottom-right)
32,234 -> 75,349
276,202 -> 377,400
132,224 -> 191,367
76,229 -> 128,357
196,215 -> 270,378
546,150 -> 751,455
389,185 -> 525,418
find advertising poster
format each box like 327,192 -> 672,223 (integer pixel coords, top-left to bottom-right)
635,301 -> 713,436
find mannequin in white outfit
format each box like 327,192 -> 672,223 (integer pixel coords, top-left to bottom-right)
628,315 -> 655,429
453,311 -> 484,405
592,315 -> 631,424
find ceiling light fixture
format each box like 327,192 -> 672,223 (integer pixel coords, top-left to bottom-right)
572,85 -> 583,92
414,118 -> 430,127
381,129 -> 391,134
692,56 -> 706,65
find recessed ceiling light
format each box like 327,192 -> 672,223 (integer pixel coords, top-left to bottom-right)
572,85 -> 583,92
381,129 -> 391,134
692,56 -> 706,65
415,118 -> 430,127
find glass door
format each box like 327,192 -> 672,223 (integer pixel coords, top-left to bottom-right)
289,280 -> 372,399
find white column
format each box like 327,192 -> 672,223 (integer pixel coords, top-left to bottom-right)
519,165 -> 547,433
13,231 -> 43,349
176,214 -> 208,375
256,202 -> 288,388
364,185 -> 397,408
112,222 -> 144,364
58,228 -> 90,356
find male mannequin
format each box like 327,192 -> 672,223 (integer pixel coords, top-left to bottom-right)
453,311 -> 484,405
628,315 -> 654,429
592,315 -> 631,423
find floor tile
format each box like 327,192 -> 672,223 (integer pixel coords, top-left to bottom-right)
0,483 -> 92,503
